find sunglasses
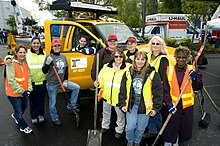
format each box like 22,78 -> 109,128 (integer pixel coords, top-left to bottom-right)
114,55 -> 123,59
152,42 -> 160,46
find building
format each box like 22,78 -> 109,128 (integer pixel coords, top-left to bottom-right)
0,0 -> 31,30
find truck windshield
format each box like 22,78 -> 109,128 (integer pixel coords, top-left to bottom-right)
96,23 -> 145,44
144,26 -> 153,34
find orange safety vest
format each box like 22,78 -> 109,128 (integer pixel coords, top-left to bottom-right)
167,65 -> 194,109
5,61 -> 29,97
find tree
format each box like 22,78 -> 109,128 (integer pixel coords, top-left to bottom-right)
181,0 -> 219,42
147,0 -> 158,15
32,0 -> 50,11
5,15 -> 16,30
159,0 -> 183,13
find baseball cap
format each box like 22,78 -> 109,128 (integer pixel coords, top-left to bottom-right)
108,34 -> 118,41
126,36 -> 137,43
52,39 -> 61,46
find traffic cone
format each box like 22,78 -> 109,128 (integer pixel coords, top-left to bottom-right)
0,58 -> 4,66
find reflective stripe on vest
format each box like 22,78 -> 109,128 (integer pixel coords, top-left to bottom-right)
26,50 -> 47,83
5,61 -> 29,97
125,70 -> 155,115
167,65 -> 194,109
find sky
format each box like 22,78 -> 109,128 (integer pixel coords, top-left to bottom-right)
16,0 -> 56,21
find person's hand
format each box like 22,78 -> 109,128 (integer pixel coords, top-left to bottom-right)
94,80 -> 99,87
150,110 -> 157,117
5,58 -> 12,65
63,80 -> 68,88
189,69 -> 197,80
167,103 -> 177,114
121,106 -> 127,112
46,56 -> 53,65
22,90 -> 30,97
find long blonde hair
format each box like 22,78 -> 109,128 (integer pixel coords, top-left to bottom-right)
148,36 -> 167,55
130,50 -> 149,76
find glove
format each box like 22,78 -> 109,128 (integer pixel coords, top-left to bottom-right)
46,56 -> 53,65
63,80 -> 68,88
167,103 -> 177,114
22,90 -> 30,97
189,69 -> 197,80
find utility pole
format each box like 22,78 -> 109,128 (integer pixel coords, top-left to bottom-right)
142,0 -> 147,38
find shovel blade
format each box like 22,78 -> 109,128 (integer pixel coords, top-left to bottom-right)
87,129 -> 102,146
199,112 -> 211,128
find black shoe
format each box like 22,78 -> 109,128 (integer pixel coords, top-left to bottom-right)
115,132 -> 122,139
142,132 -> 157,138
72,107 -> 80,113
101,128 -> 108,133
52,119 -> 62,126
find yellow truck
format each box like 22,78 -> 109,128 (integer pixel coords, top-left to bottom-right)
7,2 -> 175,90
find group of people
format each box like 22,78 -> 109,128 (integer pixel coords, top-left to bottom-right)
4,33 -> 203,146
5,37 -> 80,134
92,34 -> 203,146
0,28 -> 8,44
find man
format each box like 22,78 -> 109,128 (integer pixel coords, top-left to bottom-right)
125,36 -> 138,64
91,34 -> 118,81
71,35 -> 96,55
91,34 -> 118,125
0,28 -> 4,44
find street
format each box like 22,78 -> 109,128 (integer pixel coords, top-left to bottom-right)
0,44 -> 220,146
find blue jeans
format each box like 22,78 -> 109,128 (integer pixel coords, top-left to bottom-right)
147,112 -> 162,134
126,104 -> 150,144
46,81 -> 80,121
7,96 -> 28,129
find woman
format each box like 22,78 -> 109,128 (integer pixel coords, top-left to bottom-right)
162,46 -> 203,146
94,48 -> 130,139
119,50 -> 163,146
26,37 -> 47,124
5,45 -> 33,134
144,36 -> 169,137
42,39 -> 80,126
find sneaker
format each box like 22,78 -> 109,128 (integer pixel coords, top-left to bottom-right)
11,114 -> 18,124
115,132 -> 122,139
66,105 -> 72,111
127,142 -> 134,146
101,128 -> 108,133
52,119 -> 62,126
38,116 -> 45,123
20,127 -> 33,134
31,119 -> 38,124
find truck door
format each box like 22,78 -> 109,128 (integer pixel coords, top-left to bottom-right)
44,21 -> 105,89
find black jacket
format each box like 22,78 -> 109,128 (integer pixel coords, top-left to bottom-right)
118,66 -> 163,114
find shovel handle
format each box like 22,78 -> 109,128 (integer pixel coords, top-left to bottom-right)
52,66 -> 65,92
94,53 -> 99,130
203,87 -> 220,116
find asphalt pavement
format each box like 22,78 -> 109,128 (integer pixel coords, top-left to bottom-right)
0,44 -> 219,146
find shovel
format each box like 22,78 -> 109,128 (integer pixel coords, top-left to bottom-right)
196,90 -> 211,128
52,66 -> 80,128
87,53 -> 102,146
